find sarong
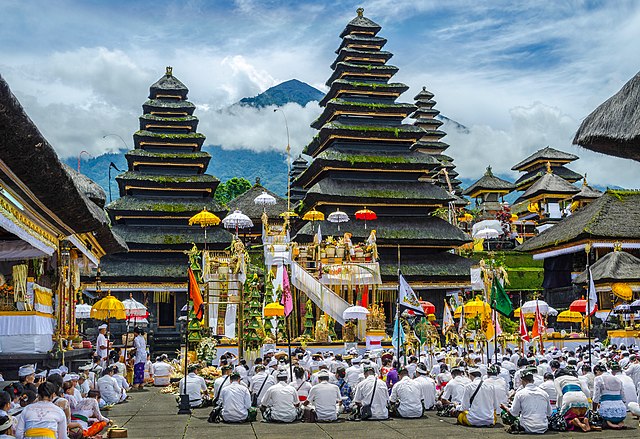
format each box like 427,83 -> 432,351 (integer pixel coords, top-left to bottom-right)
134,362 -> 145,385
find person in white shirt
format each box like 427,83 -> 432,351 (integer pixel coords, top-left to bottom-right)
219,373 -> 252,423
132,327 -> 147,390
213,365 -> 233,402
290,366 -> 312,402
152,357 -> 174,387
260,371 -> 300,422
502,370 -> 551,434
311,365 -> 336,386
441,368 -> 469,407
611,362 -> 638,405
593,364 -> 626,430
457,368 -> 500,427
485,365 -> 508,406
143,355 -> 154,385
112,370 -> 129,401
538,373 -> 558,411
15,382 -> 67,439
234,359 -> 249,386
97,367 -> 124,405
249,365 -> 276,407
345,358 -> 363,389
389,369 -> 423,418
353,366 -> 389,420
179,364 -> 208,408
624,354 -> 640,389
95,324 -> 109,369
413,365 -> 436,410
305,371 -> 341,422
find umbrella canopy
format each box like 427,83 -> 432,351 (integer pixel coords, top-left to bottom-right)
222,210 -> 253,230
631,299 -> 640,312
122,298 -> 148,320
91,293 -> 126,320
302,210 -> 325,222
557,310 -> 584,323
343,305 -> 369,320
355,207 -> 377,230
419,300 -> 436,315
569,299 -> 596,314
520,300 -> 551,315
573,70 -> 640,162
613,304 -> 633,314
75,303 -> 92,319
254,191 -> 277,206
327,208 -> 349,231
264,302 -> 285,317
188,208 -> 221,227
279,210 -> 299,219
474,228 -> 501,239
454,298 -> 491,318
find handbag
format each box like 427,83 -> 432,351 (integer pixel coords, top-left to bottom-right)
303,407 -> 318,423
360,378 -> 378,420
212,375 -> 229,406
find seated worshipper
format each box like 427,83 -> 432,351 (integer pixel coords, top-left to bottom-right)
179,364 -> 208,408
538,373 -> 558,411
152,356 -> 174,387
0,415 -> 13,439
457,367 -> 500,427
46,374 -> 72,424
610,362 -> 638,405
385,361 -> 400,392
261,371 -> 300,423
501,368 -> 551,434
234,359 -> 249,386
389,369 -> 423,418
249,365 -> 275,408
0,391 -> 11,418
219,373 -> 252,423
413,364 -> 436,411
440,367 -> 469,411
213,365 -> 234,403
97,367 -> 125,405
353,365 -> 389,420
345,358 -> 363,389
111,369 -> 129,401
593,364 -> 626,429
554,367 -> 595,432
143,354 -> 154,385
76,372 -> 90,399
436,363 -> 453,390
311,365 -> 336,386
17,366 -> 38,394
62,382 -> 78,412
15,382 -> 67,439
290,366 -> 312,402
335,367 -> 353,413
486,365 -> 508,406
70,390 -> 110,438
305,370 -> 341,422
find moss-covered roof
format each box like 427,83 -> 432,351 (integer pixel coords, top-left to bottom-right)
327,62 -> 399,87
226,184 -> 288,220
514,165 -> 583,190
320,80 -> 409,106
116,171 -> 218,185
338,34 -> 387,52
111,225 -> 233,247
378,253 -> 473,280
143,99 -> 195,109
139,114 -> 197,123
463,166 -> 515,196
574,250 -> 640,284
134,130 -> 205,140
512,146 -> 578,171
107,196 -> 225,215
125,149 -> 210,160
521,171 -> 580,200
340,10 -> 382,38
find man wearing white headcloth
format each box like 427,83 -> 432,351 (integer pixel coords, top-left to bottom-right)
96,324 -> 109,368
457,368 -> 500,427
413,364 -> 436,410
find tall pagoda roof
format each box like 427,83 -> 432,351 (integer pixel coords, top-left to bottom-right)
520,169 -> 580,200
572,181 -> 603,201
462,166 -> 514,197
574,249 -> 640,285
339,8 -> 382,38
512,146 -> 578,171
514,165 -> 583,190
149,67 -> 188,99
517,190 -> 640,253
337,34 -> 387,52
226,184 -> 287,221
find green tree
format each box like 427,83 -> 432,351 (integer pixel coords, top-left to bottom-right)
215,177 -> 252,204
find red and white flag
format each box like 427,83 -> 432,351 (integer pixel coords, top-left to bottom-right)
519,309 -> 530,342
587,267 -> 598,316
531,303 -> 545,339
280,268 -> 293,317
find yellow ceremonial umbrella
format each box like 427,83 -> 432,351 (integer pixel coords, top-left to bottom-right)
454,297 -> 491,318
302,210 -> 324,222
188,208 -> 221,250
279,211 -> 299,219
612,283 -> 633,301
513,307 -> 535,318
91,292 -> 126,337
264,302 -> 285,317
458,213 -> 474,223
556,310 -> 583,323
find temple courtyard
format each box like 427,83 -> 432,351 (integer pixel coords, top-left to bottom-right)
106,387 -> 640,439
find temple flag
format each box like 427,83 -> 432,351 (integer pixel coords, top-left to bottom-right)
281,267 -> 293,317
587,268 -> 598,316
442,300 -> 454,332
519,309 -> 530,342
392,316 -> 405,349
398,274 -> 425,317
188,267 -> 204,321
490,277 -> 513,317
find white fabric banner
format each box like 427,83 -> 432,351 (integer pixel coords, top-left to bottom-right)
0,314 -> 55,336
290,260 -> 350,326
225,303 -> 237,339
470,267 -> 483,291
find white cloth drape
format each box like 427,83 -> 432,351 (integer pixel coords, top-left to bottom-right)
225,304 -> 237,339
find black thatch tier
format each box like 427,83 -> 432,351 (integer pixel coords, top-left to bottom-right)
411,139 -> 450,152
149,72 -> 189,100
111,225 -> 233,250
520,171 -> 580,200
142,99 -> 195,116
411,108 -> 440,119
139,114 -> 198,132
413,87 -> 435,101
133,130 -> 205,151
295,216 -> 469,247
326,62 -> 399,87
574,250 -> 640,285
514,165 -> 583,191
304,122 -> 422,157
511,146 -> 578,172
463,166 -> 515,197
311,99 -> 416,129
339,11 -> 382,38
63,164 -> 106,208
116,172 -> 219,196
98,254 -> 192,283
125,149 -> 210,173
303,178 -> 454,207
320,80 -> 409,106
331,48 -> 393,69
413,118 -> 445,132
572,183 -> 602,201
226,184 -> 287,221
337,34 -> 387,53
294,148 -> 441,188
517,190 -> 640,253
107,196 -> 225,219
0,75 -> 127,254
378,253 -> 473,282
573,71 -> 640,162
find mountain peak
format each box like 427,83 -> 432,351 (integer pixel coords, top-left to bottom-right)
239,79 -> 324,108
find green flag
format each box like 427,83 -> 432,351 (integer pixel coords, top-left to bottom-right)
490,277 -> 513,317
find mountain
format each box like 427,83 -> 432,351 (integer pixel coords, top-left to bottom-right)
239,79 -> 324,107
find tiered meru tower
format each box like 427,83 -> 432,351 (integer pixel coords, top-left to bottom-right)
293,9 -> 470,293
99,68 -> 233,346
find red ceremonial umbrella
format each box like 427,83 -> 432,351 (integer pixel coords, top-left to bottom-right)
569,298 -> 597,313
419,300 -> 436,315
355,207 -> 377,230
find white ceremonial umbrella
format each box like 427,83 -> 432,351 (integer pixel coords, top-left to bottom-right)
343,305 -> 369,321
547,306 -> 559,317
327,208 -> 349,231
474,228 -> 500,239
223,209 -> 254,236
123,297 -> 148,322
254,191 -> 276,207
520,300 -> 552,315
75,303 -> 92,319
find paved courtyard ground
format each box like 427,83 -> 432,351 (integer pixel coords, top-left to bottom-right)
106,387 -> 640,439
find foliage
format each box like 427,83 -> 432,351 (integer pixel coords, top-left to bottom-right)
243,273 -> 264,351
499,314 -> 517,334
214,177 -> 252,205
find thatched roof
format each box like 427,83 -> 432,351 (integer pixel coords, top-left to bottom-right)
111,225 -> 232,248
573,71 -> 640,161
520,171 -> 580,200
226,184 -> 287,220
340,9 -> 381,38
514,165 -> 583,190
149,68 -> 188,99
572,182 -> 602,201
574,250 -> 640,284
512,146 -> 578,171
462,166 -> 514,196
63,164 -> 107,208
0,75 -> 126,254
379,253 -> 472,281
98,254 -> 190,282
517,190 -> 640,253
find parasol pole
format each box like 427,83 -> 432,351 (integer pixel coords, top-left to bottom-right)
178,270 -> 192,415
396,245 -> 402,366
493,270 -> 498,365
586,245 -> 592,365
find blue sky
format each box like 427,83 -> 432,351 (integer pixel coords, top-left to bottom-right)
1,0 -> 640,187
